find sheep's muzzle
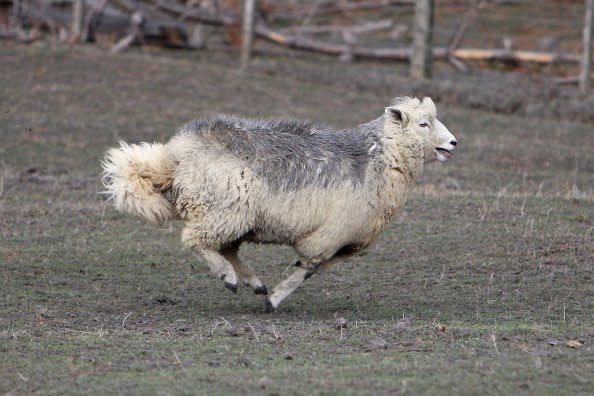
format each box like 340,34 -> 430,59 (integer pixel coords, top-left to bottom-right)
435,147 -> 453,159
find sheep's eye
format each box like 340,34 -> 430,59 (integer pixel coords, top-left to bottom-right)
419,122 -> 429,128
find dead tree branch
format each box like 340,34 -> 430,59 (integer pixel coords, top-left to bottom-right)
272,1 -> 413,20
256,26 -> 581,64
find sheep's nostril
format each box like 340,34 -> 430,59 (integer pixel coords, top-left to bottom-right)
450,140 -> 457,146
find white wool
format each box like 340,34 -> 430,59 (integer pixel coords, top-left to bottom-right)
100,96 -> 457,310
101,142 -> 177,225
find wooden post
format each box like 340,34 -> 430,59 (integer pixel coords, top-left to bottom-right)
580,0 -> 593,97
10,0 -> 22,29
72,0 -> 86,41
411,0 -> 434,80
240,0 -> 256,70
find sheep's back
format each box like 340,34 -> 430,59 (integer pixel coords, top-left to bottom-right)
179,116 -> 377,192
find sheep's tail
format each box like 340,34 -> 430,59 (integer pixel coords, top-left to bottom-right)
101,141 -> 178,225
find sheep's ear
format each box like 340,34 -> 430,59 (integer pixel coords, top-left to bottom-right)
422,97 -> 436,114
386,107 -> 408,126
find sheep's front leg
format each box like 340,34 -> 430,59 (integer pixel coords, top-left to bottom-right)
265,261 -> 321,312
265,247 -> 358,312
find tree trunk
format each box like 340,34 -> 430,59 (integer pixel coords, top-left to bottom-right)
411,0 -> 434,80
72,0 -> 86,40
580,0 -> 593,97
240,0 -> 256,70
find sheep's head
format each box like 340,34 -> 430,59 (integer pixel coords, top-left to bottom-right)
385,96 -> 457,163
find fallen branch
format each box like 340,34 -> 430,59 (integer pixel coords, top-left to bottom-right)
444,48 -> 580,64
8,0 -> 584,68
446,0 -> 482,72
110,11 -> 144,53
2,28 -> 42,43
286,19 -> 393,35
448,55 -> 469,72
0,31 -> 18,39
20,0 -> 70,29
16,0 -> 188,45
256,26 -> 350,56
273,0 -> 413,20
111,0 -> 188,38
147,0 -> 235,25
256,26 -> 582,65
555,74 -> 594,85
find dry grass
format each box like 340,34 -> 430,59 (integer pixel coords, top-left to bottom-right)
0,45 -> 592,395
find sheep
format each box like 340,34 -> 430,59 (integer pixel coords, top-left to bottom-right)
101,96 -> 457,312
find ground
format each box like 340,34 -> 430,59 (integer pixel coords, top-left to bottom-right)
0,45 -> 592,395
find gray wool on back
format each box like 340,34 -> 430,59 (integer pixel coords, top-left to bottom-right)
180,115 -> 385,192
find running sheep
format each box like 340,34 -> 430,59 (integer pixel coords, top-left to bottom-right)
101,96 -> 457,312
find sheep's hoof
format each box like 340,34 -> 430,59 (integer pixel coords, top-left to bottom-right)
264,298 -> 276,313
254,285 -> 268,295
224,281 -> 238,293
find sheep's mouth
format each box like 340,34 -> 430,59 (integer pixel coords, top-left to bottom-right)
435,147 -> 453,159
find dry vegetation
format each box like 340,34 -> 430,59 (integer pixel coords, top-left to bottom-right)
4,0 -> 594,121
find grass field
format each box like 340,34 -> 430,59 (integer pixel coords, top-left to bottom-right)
1,46 -> 593,395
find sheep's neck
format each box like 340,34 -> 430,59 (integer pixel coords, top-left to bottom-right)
382,128 -> 424,185
363,126 -> 424,231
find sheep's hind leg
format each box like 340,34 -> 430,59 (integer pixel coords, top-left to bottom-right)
182,226 -> 240,293
190,247 -> 240,293
221,244 -> 268,295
